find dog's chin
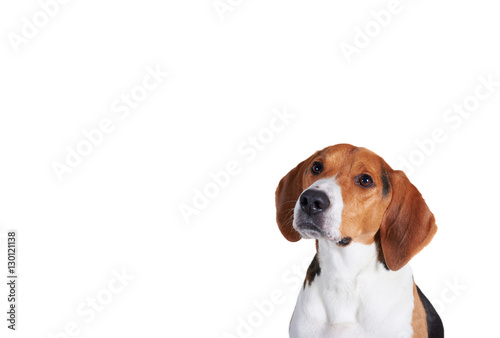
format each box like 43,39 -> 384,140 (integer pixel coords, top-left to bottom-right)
293,221 -> 341,242
296,228 -> 322,240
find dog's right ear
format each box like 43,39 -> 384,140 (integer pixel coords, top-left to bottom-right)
379,170 -> 437,271
275,152 -> 318,242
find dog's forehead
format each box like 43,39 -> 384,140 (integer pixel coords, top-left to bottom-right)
315,145 -> 385,175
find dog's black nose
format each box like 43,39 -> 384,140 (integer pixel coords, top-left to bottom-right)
300,189 -> 330,216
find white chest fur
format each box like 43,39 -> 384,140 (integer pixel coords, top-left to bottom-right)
289,239 -> 415,338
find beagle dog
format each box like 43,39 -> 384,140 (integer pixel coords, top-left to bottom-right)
275,144 -> 443,338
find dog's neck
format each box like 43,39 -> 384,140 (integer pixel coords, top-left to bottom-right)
294,239 -> 415,336
316,237 -> 386,282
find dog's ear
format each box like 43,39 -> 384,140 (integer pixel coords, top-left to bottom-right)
275,153 -> 318,242
380,170 -> 437,271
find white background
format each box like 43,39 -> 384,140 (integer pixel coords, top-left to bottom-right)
1,0 -> 499,337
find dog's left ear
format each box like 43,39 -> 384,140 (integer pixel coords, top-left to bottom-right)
275,152 -> 318,242
380,170 -> 437,271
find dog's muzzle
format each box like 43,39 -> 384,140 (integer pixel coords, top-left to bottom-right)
295,189 -> 331,234
293,180 -> 348,245
299,189 -> 330,217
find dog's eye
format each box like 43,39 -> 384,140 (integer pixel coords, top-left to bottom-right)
358,174 -> 373,187
311,162 -> 323,175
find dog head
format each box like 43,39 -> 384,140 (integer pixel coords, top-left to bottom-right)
275,144 -> 437,271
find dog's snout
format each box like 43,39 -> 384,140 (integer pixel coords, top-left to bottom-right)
300,189 -> 330,216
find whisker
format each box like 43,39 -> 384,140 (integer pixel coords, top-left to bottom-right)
283,208 -> 295,225
278,200 -> 298,207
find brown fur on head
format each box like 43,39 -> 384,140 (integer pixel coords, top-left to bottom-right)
275,144 -> 437,271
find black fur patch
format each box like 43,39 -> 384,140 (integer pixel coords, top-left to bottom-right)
303,254 -> 321,288
374,231 -> 389,270
381,167 -> 390,197
416,285 -> 444,338
337,237 -> 352,246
